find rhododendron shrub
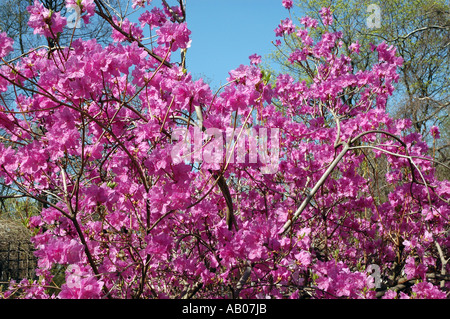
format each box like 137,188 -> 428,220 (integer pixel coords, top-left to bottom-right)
0,0 -> 448,299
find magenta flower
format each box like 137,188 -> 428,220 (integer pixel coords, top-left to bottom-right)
349,41 -> 360,54
300,16 -> 318,29
59,265 -> 104,299
66,0 -> 95,24
412,282 -> 447,299
294,250 -> 311,267
132,0 -> 152,9
288,48 -> 309,63
138,7 -> 167,29
1,2 -> 448,300
320,7 -> 333,26
249,53 -> 261,65
404,256 -> 427,280
296,29 -> 313,46
27,0 -> 66,38
282,0 -> 293,10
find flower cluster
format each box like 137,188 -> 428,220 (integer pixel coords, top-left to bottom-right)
0,0 -> 448,299
282,0 -> 293,10
313,261 -> 376,298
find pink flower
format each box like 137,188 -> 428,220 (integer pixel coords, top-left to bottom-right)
27,0 -> 66,38
275,18 -> 296,37
132,0 -> 152,9
404,256 -> 427,280
29,215 -> 43,228
0,32 -> 13,58
300,16 -> 318,29
282,0 -> 293,10
349,41 -> 360,54
41,207 -> 62,224
412,282 -> 446,299
112,17 -> 144,42
85,184 -> 109,206
382,290 -> 398,299
156,21 -> 191,51
375,42 -> 403,66
66,0 -> 95,24
296,29 -> 313,46
288,48 -> 309,63
163,4 -> 184,22
313,261 -> 375,298
2,3 -> 449,301
138,7 -> 167,29
430,125 -> 440,139
294,250 -> 311,267
249,53 -> 261,65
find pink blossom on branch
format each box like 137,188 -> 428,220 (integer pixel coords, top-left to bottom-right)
27,0 -> 66,38
111,17 -> 144,42
156,21 -> 191,51
132,0 -> 153,9
349,41 -> 360,54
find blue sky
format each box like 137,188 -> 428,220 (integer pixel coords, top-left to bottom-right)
181,1 -> 288,88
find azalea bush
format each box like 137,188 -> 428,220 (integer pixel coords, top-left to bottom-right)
0,0 -> 448,299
